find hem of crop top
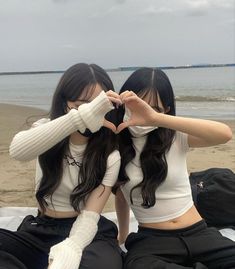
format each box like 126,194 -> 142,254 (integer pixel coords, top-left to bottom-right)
45,205 -> 77,212
134,200 -> 194,223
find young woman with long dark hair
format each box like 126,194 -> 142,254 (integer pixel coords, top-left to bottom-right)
115,67 -> 235,268
0,63 -> 123,269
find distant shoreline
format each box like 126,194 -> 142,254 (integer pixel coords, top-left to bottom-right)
0,63 -> 234,76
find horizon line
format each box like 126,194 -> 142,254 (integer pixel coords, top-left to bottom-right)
0,63 -> 234,75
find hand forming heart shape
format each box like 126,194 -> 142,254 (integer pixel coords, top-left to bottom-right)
104,90 -> 158,134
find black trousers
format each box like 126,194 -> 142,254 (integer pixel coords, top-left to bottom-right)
0,214 -> 123,269
124,220 -> 235,269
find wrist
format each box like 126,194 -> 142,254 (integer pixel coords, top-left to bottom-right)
152,112 -> 169,128
68,109 -> 86,132
49,238 -> 81,260
78,91 -> 114,132
49,238 -> 82,269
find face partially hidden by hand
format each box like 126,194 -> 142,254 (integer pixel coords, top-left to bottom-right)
124,91 -> 167,136
66,84 -> 103,112
67,84 -> 120,139
66,84 -> 103,140
68,86 -> 168,137
115,89 -> 170,134
124,107 -> 158,137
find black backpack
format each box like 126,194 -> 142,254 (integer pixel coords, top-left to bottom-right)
189,168 -> 235,229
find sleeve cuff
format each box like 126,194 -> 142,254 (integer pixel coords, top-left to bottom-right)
78,91 -> 114,132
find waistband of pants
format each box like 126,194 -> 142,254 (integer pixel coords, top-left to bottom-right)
138,219 -> 207,236
36,211 -> 118,238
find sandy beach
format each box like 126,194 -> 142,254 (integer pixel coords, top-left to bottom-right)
0,103 -> 234,212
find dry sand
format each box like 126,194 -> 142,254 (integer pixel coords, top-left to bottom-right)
0,103 -> 234,212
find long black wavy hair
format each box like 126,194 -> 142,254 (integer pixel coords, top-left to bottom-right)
117,67 -> 176,208
36,63 -> 117,213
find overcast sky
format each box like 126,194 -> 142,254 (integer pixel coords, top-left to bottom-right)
0,0 -> 234,72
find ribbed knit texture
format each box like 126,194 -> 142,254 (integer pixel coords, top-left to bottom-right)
9,91 -> 113,161
69,210 -> 100,239
78,90 -> 114,132
49,238 -> 82,269
49,210 -> 100,269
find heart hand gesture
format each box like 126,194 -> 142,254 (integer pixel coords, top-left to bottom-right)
116,91 -> 158,133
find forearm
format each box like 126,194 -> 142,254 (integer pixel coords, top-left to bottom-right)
9,110 -> 86,161
10,91 -> 113,161
115,188 -> 130,244
48,153 -> 120,269
48,210 -> 100,269
48,186 -> 114,269
156,113 -> 232,146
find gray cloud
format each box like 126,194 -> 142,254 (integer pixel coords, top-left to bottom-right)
0,0 -> 234,72
141,6 -> 173,15
184,0 -> 210,16
52,0 -> 76,2
115,0 -> 126,4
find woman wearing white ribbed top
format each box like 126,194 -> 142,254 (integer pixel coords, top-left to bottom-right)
0,63 -> 123,269
115,68 -> 235,269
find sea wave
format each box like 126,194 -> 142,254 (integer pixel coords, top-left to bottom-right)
175,96 -> 235,102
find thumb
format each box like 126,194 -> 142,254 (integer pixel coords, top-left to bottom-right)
103,119 -> 117,133
116,122 -> 129,133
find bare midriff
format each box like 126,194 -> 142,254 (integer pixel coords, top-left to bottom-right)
40,207 -> 79,218
139,205 -> 202,230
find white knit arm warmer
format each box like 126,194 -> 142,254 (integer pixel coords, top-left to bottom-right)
9,91 -> 113,161
48,210 -> 100,269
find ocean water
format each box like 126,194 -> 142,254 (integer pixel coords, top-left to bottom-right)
0,67 -> 234,119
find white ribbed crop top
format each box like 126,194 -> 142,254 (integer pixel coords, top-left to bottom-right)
120,131 -> 194,223
35,141 -> 120,211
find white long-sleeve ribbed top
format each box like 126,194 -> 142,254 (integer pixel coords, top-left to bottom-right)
9,91 -> 113,161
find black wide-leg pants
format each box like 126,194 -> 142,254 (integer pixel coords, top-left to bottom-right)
124,220 -> 235,269
0,214 -> 123,269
